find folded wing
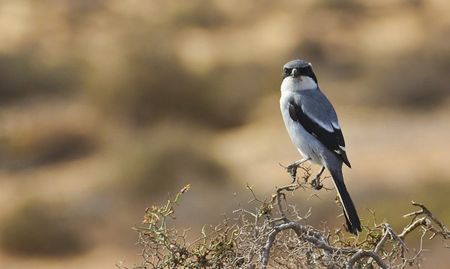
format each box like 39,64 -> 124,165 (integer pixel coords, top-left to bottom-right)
288,91 -> 351,168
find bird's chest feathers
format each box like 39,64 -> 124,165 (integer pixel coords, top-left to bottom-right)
281,76 -> 317,94
279,92 -> 322,163
279,95 -> 308,142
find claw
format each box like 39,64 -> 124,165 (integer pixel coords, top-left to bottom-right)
286,163 -> 298,183
290,175 -> 297,184
311,175 -> 323,190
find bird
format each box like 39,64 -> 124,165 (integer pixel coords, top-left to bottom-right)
279,59 -> 361,234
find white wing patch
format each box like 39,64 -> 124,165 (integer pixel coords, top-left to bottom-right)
309,114 -> 334,132
331,121 -> 340,129
334,146 -> 346,154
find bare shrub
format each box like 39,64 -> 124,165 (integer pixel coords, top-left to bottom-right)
122,166 -> 449,268
0,200 -> 86,257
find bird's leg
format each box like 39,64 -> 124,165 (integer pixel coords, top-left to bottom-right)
311,166 -> 325,190
286,158 -> 309,183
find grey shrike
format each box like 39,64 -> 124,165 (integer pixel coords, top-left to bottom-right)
279,59 -> 361,234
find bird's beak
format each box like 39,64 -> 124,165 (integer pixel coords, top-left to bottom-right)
291,68 -> 300,78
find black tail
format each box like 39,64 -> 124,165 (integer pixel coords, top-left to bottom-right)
329,168 -> 361,234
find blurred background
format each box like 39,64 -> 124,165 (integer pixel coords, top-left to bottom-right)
0,0 -> 449,268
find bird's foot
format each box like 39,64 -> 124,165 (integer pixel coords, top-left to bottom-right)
311,175 -> 323,190
286,163 -> 299,183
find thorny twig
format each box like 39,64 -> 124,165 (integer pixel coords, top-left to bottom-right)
400,201 -> 450,240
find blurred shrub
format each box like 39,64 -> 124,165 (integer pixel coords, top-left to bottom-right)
171,0 -> 226,28
292,40 -> 366,81
0,50 -> 81,104
112,52 -> 212,126
0,127 -> 96,171
201,63 -> 277,123
100,49 -> 266,129
370,48 -> 450,110
65,0 -> 106,26
315,0 -> 366,13
0,200 -> 86,257
118,125 -> 229,199
292,39 -> 327,64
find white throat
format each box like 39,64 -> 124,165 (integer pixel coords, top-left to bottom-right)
281,76 -> 318,93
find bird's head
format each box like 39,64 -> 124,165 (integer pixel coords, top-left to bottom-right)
282,59 -> 318,89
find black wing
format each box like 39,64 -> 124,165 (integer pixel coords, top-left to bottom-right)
288,100 -> 351,168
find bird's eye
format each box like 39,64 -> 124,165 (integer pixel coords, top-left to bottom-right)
283,68 -> 291,76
